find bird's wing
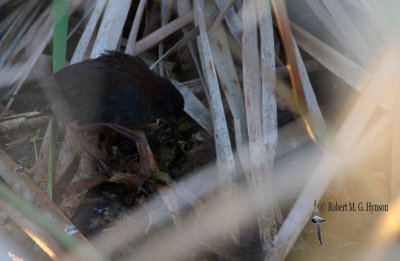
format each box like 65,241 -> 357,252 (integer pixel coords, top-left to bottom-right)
317,222 -> 323,246
54,60 -> 107,122
314,200 -> 319,216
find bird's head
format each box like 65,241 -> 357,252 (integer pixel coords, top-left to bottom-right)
153,80 -> 185,140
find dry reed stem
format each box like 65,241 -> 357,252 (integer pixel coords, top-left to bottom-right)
0,112 -> 47,132
258,0 -> 277,175
54,128 -> 80,184
292,35 -> 324,122
90,0 -> 131,58
194,0 -> 236,192
33,119 -> 52,191
242,0 -> 277,249
208,1 -> 249,170
272,0 -> 325,148
183,60 -> 321,90
258,0 -> 284,225
70,0 -> 107,63
214,0 -> 242,43
342,0 -> 389,38
176,0 -> 208,101
125,0 -> 147,55
173,81 -> 213,135
276,118 -> 309,157
133,10 -> 194,55
291,22 -> 368,90
291,22 -> 396,114
304,0 -> 350,54
321,0 -> 373,67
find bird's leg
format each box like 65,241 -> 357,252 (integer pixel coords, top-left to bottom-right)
69,121 -> 142,141
69,121 -> 158,177
79,138 -> 114,177
128,130 -> 159,176
104,124 -> 158,177
68,122 -> 115,177
103,124 -> 142,141
102,124 -> 160,178
116,129 -> 159,193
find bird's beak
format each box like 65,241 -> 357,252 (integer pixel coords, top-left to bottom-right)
168,118 -> 180,141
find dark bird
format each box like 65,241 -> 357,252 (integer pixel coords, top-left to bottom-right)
51,50 -> 184,139
311,200 -> 327,247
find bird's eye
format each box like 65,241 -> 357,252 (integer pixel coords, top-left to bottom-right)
169,109 -> 175,113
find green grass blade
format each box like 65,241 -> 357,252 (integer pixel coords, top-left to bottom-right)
49,0 -> 69,199
53,0 -> 69,73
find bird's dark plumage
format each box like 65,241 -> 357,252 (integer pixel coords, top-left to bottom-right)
52,51 -> 184,137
